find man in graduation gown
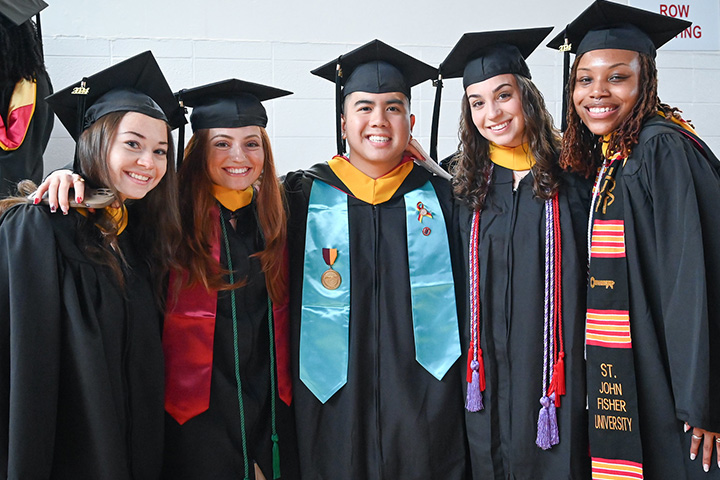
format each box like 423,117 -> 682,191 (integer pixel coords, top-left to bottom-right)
284,40 -> 469,479
0,1 -> 53,197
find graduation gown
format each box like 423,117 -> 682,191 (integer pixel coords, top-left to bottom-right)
284,161 -> 468,480
0,72 -> 53,196
459,166 -> 593,479
0,204 -> 164,479
163,201 -> 299,480
591,116 -> 720,479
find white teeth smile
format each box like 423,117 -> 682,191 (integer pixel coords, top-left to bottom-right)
588,106 -> 615,113
128,172 -> 150,181
226,167 -> 249,174
368,135 -> 390,143
488,121 -> 510,132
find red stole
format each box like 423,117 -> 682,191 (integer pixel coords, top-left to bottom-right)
163,205 -> 292,425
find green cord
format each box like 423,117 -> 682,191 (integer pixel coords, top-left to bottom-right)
220,205 -> 282,480
219,210 -> 251,480
267,297 -> 281,479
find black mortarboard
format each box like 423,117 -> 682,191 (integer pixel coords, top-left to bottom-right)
46,51 -> 186,142
547,0 -> 689,131
440,27 -> 553,88
178,78 -> 292,132
312,39 -> 437,155
428,27 -> 553,160
0,0 -> 47,26
547,0 -> 690,57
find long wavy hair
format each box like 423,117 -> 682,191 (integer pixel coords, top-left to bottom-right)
0,111 -> 181,306
559,51 -> 689,177
0,19 -> 46,84
174,127 -> 287,305
452,74 -> 562,211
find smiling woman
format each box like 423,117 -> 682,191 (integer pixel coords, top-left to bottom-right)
554,1 -> 720,477
0,51 -> 183,478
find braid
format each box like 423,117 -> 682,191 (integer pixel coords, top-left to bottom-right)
560,52 -> 689,176
0,20 -> 46,85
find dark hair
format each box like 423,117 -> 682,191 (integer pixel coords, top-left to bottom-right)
173,127 -> 288,305
452,74 -> 562,211
0,19 -> 46,84
0,111 -> 181,306
76,111 -> 181,303
559,51 -> 690,177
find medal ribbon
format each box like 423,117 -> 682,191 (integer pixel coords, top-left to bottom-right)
586,152 -> 645,478
322,248 -> 338,267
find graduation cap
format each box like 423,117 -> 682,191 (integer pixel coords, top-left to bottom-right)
45,51 -> 186,171
311,39 -> 437,155
0,0 -> 47,26
429,27 -> 553,158
547,1 -> 690,131
173,78 -> 292,166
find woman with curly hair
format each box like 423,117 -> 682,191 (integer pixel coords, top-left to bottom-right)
551,1 -> 720,478
438,28 -> 592,479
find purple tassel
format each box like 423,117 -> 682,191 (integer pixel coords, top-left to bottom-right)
536,393 -> 559,450
465,360 -> 484,412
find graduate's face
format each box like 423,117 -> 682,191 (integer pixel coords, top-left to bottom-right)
341,91 -> 415,179
572,49 -> 641,136
205,126 -> 264,191
466,74 -> 526,148
106,112 -> 169,202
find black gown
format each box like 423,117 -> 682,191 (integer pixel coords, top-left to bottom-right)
284,162 -> 468,480
0,72 -> 53,197
0,204 -> 164,479
591,116 -> 720,479
163,201 -> 299,480
459,166 -> 593,479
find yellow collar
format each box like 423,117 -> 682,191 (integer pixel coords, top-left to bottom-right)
212,185 -> 254,211
328,155 -> 414,205
489,143 -> 535,171
657,110 -> 698,135
77,204 -> 129,235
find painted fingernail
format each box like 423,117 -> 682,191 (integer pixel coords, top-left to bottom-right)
62,209 -> 68,216
685,423 -> 691,432
33,196 -> 40,205
691,453 -> 696,460
50,204 -> 57,213
77,196 -> 83,204
704,464 -> 709,472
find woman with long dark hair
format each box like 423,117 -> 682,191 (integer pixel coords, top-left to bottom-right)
161,79 -> 299,480
0,51 -> 183,478
552,1 -> 720,477
440,29 -> 592,478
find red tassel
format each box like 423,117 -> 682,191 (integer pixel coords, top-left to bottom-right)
549,353 -> 565,408
465,345 -> 486,391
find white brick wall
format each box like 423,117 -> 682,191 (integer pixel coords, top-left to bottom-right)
39,0 -> 720,175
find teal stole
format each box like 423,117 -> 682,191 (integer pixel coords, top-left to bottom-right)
300,179 -> 461,403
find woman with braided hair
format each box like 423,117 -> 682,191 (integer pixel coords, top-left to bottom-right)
551,1 -> 720,477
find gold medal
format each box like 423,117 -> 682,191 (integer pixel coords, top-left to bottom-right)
321,247 -> 342,290
321,268 -> 342,290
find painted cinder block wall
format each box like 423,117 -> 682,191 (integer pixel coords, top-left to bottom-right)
40,0 -> 720,175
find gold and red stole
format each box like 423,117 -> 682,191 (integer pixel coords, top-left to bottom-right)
1,79 -> 37,151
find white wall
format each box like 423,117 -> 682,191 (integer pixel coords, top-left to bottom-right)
40,0 -> 720,175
